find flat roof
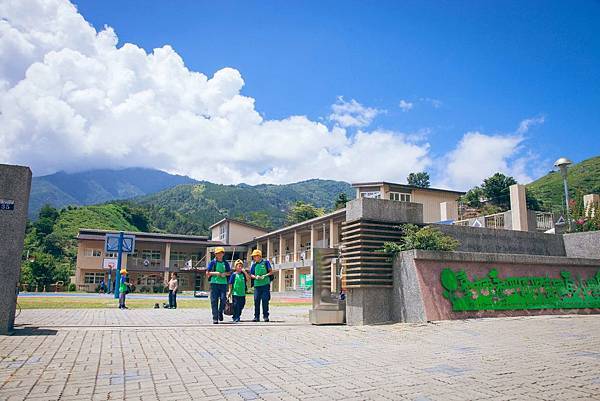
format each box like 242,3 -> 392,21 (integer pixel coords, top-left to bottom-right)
208,217 -> 270,232
77,228 -> 220,245
351,181 -> 464,195
250,208 -> 346,242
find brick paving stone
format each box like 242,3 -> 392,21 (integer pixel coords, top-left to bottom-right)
0,307 -> 598,400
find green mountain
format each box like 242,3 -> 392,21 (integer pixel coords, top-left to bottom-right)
527,156 -> 600,210
133,179 -> 354,234
29,168 -> 197,218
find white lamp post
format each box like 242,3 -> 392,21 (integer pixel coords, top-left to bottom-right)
554,157 -> 573,231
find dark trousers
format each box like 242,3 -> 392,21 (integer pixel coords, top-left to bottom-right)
233,295 -> 246,320
168,290 -> 177,308
210,283 -> 227,321
118,292 -> 126,308
254,285 -> 270,319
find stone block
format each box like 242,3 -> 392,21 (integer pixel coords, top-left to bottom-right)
0,164 -> 32,334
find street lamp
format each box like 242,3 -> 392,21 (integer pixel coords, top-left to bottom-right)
554,157 -> 573,231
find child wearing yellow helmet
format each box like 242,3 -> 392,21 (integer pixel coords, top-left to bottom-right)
249,248 -> 273,322
207,247 -> 231,324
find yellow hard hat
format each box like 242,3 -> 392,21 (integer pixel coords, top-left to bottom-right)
251,249 -> 262,257
120,268 -> 127,274
234,259 -> 244,267
214,246 -> 225,254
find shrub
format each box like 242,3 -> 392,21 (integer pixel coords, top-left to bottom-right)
140,286 -> 150,293
382,224 -> 460,257
68,283 -> 76,292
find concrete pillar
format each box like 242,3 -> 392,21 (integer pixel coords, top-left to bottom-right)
277,270 -> 284,292
310,225 -> 316,260
584,194 -> 599,217
293,230 -> 299,262
266,238 -> 272,259
440,201 -> 458,221
163,243 -> 171,283
0,164 -> 32,334
329,219 -> 339,247
292,267 -> 298,290
510,184 -> 529,231
381,184 -> 390,200
278,235 -> 284,264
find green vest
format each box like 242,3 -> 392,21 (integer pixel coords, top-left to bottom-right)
210,261 -> 228,284
232,273 -> 246,296
253,261 -> 270,287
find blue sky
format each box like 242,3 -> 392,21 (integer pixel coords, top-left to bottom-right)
1,0 -> 599,188
73,0 -> 600,162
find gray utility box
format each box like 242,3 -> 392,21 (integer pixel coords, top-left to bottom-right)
309,248 -> 346,325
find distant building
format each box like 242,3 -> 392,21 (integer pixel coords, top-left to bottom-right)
209,218 -> 269,245
75,229 -> 217,292
352,181 -> 463,223
73,181 -> 464,292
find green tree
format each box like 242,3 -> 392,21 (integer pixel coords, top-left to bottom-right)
481,173 -> 517,210
334,193 -> 350,210
21,252 -> 58,287
286,201 -> 325,225
383,224 -> 460,256
407,172 -> 430,188
34,204 -> 59,236
243,211 -> 273,229
461,186 -> 484,208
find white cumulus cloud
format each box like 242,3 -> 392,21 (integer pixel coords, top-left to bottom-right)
398,99 -> 413,112
436,117 -> 545,190
329,96 -> 383,128
0,0 -> 429,184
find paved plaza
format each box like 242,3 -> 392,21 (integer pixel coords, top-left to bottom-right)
0,306 -> 599,400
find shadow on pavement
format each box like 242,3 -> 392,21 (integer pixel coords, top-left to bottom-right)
10,325 -> 58,336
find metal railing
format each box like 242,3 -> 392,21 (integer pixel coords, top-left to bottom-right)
484,212 -> 507,229
535,212 -> 554,231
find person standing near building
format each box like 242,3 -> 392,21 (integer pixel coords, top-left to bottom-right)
249,249 -> 273,322
228,259 -> 250,322
118,268 -> 128,309
206,247 -> 231,324
168,272 -> 178,309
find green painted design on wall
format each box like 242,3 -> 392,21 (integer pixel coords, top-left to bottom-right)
441,268 -> 600,311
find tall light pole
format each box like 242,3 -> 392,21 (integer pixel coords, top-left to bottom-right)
554,157 -> 573,231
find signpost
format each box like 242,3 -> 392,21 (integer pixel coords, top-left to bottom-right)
105,232 -> 135,299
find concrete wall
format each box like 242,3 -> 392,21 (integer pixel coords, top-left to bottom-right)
412,190 -> 460,223
346,287 -> 393,325
563,231 -> 600,259
393,250 -> 600,322
0,164 -> 32,334
228,222 -> 268,245
345,197 -> 423,224
434,224 -> 566,256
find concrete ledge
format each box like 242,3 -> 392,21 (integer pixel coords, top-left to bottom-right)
435,224 -> 566,256
563,231 -> 600,259
407,249 -> 600,267
394,249 -> 600,323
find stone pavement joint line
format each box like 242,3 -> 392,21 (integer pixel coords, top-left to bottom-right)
0,307 -> 598,400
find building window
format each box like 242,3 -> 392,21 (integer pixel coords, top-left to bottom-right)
171,251 -> 188,261
219,225 -> 226,241
389,192 -> 411,202
84,248 -> 102,257
105,251 -> 117,258
141,250 -> 161,260
360,191 -> 381,199
136,274 -> 160,286
84,272 -> 105,284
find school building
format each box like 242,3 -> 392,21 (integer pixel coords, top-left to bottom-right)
73,181 -> 464,292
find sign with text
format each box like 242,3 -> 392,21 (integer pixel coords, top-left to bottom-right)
0,199 -> 15,211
